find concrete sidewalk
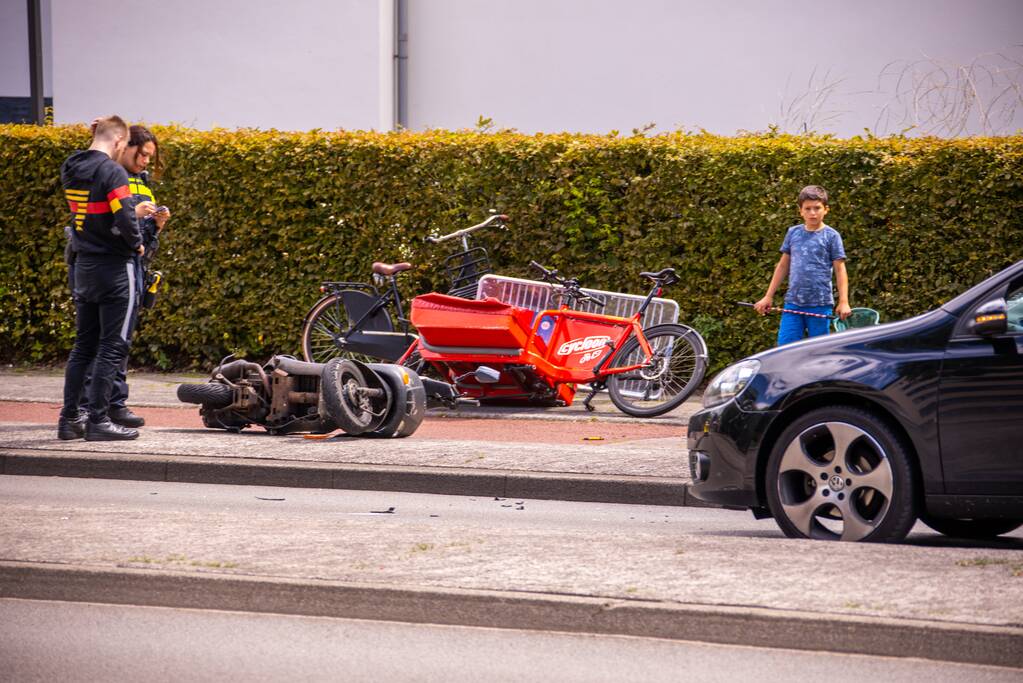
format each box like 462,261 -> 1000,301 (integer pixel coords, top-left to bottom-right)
0,368 -> 700,506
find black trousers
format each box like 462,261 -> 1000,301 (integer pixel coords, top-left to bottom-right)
77,257 -> 143,410
62,257 -> 137,422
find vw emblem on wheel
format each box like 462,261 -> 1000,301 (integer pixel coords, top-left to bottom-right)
828,474 -> 846,492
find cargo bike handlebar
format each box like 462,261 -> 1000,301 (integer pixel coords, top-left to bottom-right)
528,260 -> 607,308
529,261 -> 682,314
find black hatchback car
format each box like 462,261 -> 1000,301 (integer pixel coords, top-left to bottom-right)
688,259 -> 1023,543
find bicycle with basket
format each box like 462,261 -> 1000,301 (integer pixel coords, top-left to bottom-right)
300,212 -> 507,365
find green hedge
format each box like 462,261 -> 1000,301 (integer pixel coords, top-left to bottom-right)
2,124 -> 1021,374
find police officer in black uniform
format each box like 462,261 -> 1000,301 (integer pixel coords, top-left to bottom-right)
58,116 -> 145,441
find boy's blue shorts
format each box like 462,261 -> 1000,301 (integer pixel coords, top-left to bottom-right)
777,304 -> 832,346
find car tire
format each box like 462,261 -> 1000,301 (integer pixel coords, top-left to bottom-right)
918,516 -> 1022,539
765,406 -> 917,543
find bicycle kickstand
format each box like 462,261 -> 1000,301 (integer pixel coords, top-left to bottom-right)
582,381 -> 605,412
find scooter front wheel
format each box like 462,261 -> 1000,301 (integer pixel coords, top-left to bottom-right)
320,359 -> 390,435
606,324 -> 707,417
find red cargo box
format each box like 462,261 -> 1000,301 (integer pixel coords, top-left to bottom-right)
411,293 -> 534,349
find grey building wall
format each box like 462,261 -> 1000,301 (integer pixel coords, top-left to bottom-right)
49,0 -> 383,130
4,0 -> 1021,136
407,0 -> 1023,137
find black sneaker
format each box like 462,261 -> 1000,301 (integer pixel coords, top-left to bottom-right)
57,412 -> 88,440
85,418 -> 140,441
108,406 -> 145,428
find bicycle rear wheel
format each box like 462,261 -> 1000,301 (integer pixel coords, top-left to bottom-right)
301,293 -> 379,364
606,323 -> 707,417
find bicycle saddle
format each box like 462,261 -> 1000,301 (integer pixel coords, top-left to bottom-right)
640,267 -> 677,283
372,261 -> 413,276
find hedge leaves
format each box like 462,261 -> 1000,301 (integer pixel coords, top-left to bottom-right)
2,125 -> 1020,373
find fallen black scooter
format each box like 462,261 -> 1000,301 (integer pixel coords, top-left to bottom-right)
176,355 -> 428,437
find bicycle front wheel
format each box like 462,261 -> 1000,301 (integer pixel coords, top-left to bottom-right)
606,323 -> 707,417
301,293 -> 379,364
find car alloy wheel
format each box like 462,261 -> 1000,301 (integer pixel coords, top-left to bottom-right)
765,406 -> 916,543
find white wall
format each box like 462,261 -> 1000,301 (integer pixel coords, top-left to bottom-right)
0,0 -> 52,97
407,0 -> 1023,137
50,0 -> 382,130
34,0 -> 1023,135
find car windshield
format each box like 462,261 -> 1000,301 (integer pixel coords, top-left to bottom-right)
1007,285 -> 1023,332
940,259 -> 1023,317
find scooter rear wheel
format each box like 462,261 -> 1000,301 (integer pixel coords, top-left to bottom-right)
606,324 -> 707,417
176,382 -> 233,409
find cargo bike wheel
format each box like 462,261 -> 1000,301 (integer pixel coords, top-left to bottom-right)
606,323 -> 707,417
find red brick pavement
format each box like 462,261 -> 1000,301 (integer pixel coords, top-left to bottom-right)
0,401 -> 684,445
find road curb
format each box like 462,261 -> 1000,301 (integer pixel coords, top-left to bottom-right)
0,448 -> 711,508
1,561 -> 1020,668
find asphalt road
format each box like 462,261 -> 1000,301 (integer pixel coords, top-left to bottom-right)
3,474 -> 1023,672
0,470 -> 754,536
5,473 -> 1020,544
3,598 -> 1021,683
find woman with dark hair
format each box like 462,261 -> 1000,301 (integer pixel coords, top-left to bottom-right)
122,125 -> 170,267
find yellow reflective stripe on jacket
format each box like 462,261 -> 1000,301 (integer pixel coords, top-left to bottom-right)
66,189 -> 88,230
128,177 -> 155,201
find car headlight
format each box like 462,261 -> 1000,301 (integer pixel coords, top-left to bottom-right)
702,359 -> 760,408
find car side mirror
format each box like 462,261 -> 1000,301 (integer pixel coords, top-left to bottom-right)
967,298 -> 1008,336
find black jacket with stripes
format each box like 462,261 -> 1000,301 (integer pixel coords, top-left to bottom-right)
61,149 -> 142,260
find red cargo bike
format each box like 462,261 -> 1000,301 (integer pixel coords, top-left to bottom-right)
401,262 -> 708,417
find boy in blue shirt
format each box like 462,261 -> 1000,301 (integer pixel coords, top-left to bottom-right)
754,185 -> 851,345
